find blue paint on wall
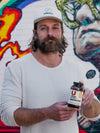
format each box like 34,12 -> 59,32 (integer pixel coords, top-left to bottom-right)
10,0 -> 40,9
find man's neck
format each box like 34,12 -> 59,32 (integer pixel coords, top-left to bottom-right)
32,50 -> 62,67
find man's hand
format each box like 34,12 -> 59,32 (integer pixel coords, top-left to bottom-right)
81,88 -> 100,118
46,102 -> 78,121
82,89 -> 94,107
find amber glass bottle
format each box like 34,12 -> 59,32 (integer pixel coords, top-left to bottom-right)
68,82 -> 83,108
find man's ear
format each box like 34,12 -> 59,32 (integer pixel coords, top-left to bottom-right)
33,29 -> 37,39
62,29 -> 64,35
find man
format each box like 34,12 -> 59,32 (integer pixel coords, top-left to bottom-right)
1,1 -> 100,133
56,0 -> 100,132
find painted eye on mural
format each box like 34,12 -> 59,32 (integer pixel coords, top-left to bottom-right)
80,17 -> 93,26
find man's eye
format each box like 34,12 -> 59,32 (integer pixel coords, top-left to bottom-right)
41,27 -> 47,30
53,27 -> 59,29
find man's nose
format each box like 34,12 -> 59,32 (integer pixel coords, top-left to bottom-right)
76,4 -> 95,26
47,28 -> 53,36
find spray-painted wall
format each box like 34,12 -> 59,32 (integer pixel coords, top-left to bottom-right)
0,0 -> 100,133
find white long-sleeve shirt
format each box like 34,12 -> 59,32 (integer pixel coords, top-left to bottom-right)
1,53 -> 99,133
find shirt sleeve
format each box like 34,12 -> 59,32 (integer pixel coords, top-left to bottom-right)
0,61 -> 22,126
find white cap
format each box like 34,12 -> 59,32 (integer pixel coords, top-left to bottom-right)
33,1 -> 63,24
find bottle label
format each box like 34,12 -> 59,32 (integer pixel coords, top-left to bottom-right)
68,89 -> 83,106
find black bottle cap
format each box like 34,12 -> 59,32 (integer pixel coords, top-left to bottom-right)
73,82 -> 83,87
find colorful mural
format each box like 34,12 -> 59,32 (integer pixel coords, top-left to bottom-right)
56,0 -> 100,133
0,0 -> 100,132
0,0 -> 39,132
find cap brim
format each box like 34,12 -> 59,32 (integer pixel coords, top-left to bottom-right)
34,16 -> 63,24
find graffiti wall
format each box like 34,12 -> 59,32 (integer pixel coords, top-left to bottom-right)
56,1 -> 100,133
0,0 -> 100,132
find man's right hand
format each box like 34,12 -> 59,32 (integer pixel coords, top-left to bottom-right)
46,101 -> 78,121
14,101 -> 78,126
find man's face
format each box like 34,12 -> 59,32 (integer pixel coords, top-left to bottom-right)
34,18 -> 64,54
73,4 -> 100,61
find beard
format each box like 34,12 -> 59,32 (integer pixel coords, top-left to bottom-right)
35,36 -> 64,54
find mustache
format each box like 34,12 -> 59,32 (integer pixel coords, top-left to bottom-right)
42,36 -> 59,42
